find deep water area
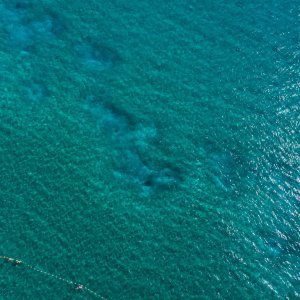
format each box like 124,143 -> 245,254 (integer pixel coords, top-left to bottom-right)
0,0 -> 299,299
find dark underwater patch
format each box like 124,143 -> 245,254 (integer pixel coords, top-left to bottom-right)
142,165 -> 182,190
257,229 -> 300,258
74,42 -> 121,72
14,1 -> 33,10
84,96 -> 181,195
0,2 -> 66,51
204,142 -> 247,192
19,81 -> 49,104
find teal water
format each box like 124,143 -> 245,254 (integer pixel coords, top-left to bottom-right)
0,0 -> 299,298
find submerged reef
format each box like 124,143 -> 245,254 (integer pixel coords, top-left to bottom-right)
84,96 -> 181,195
257,229 -> 299,258
205,145 -> 245,192
208,151 -> 236,191
19,81 -> 49,104
74,42 -> 120,72
0,1 -> 65,51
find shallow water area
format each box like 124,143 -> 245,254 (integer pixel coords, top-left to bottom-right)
0,0 -> 299,299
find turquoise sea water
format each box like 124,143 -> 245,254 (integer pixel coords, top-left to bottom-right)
0,0 -> 299,298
